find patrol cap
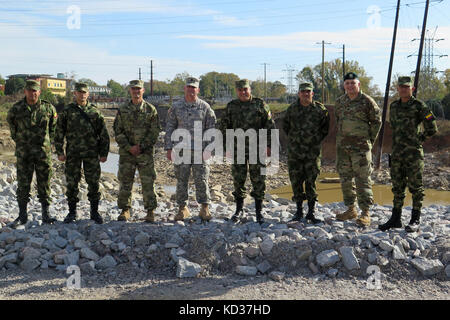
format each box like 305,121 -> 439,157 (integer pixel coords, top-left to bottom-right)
25,79 -> 41,91
398,76 -> 413,87
129,79 -> 144,88
299,82 -> 313,91
235,79 -> 250,89
75,82 -> 89,93
185,77 -> 199,88
344,72 -> 358,81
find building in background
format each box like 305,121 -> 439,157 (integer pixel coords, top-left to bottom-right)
7,73 -> 72,97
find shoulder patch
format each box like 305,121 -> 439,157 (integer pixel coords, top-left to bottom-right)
425,113 -> 434,121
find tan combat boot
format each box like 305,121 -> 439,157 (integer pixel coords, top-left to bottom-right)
336,205 -> 358,221
356,209 -> 371,227
144,209 -> 155,223
199,203 -> 212,221
175,205 -> 191,221
118,208 -> 130,221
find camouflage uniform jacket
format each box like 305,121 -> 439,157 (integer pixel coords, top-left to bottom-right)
283,99 -> 330,159
7,97 -> 57,158
55,102 -> 110,159
164,98 -> 216,151
220,96 -> 275,150
335,91 -> 381,151
114,100 -> 161,156
389,96 -> 437,155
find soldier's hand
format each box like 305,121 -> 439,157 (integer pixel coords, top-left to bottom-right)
166,149 -> 173,161
267,147 -> 271,157
129,145 -> 141,156
99,157 -> 107,163
58,155 -> 66,162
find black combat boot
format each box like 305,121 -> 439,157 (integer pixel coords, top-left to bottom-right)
378,207 -> 402,231
405,209 -> 421,233
255,199 -> 264,224
290,201 -> 303,222
305,200 -> 322,224
64,202 -> 77,223
9,202 -> 28,229
42,203 -> 56,224
90,200 -> 103,224
231,197 -> 244,223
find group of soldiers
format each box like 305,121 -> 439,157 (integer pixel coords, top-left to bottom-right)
5,72 -> 437,234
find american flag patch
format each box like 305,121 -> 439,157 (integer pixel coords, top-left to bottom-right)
425,113 -> 434,120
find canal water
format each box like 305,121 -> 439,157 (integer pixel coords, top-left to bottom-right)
102,154 -> 449,206
269,173 -> 450,206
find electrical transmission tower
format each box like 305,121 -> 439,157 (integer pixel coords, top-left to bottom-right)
408,27 -> 447,87
282,65 -> 296,104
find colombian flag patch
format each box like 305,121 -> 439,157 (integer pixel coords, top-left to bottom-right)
425,113 -> 434,121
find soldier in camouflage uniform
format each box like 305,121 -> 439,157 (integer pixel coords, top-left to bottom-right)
55,82 -> 110,224
334,72 -> 382,227
219,79 -> 275,224
379,76 -> 437,233
6,80 -> 58,228
164,77 -> 216,222
283,82 -> 330,224
113,80 -> 161,223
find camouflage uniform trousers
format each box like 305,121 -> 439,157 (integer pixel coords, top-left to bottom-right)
391,150 -> 424,210
118,153 -> 157,210
16,154 -> 52,205
174,151 -> 210,207
288,155 -> 320,203
336,146 -> 374,210
65,156 -> 101,204
232,155 -> 266,201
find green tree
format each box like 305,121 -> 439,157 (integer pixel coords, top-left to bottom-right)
169,72 -> 191,97
40,88 -> 57,105
296,59 -> 380,103
5,77 -> 25,95
199,72 -> 239,99
0,75 -> 5,85
107,79 -> 127,98
77,78 -> 98,86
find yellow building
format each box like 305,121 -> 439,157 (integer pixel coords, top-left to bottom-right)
41,78 -> 67,97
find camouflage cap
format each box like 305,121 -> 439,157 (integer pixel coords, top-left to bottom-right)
235,79 -> 250,89
129,79 -> 144,88
25,79 -> 41,91
298,82 -> 313,91
344,72 -> 358,81
398,76 -> 413,86
185,77 -> 199,88
75,82 -> 89,92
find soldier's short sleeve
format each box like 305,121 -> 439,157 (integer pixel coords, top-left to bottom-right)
164,106 -> 178,150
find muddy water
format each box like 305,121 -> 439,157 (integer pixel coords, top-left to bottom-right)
270,173 -> 450,206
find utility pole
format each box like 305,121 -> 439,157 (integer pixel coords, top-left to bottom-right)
138,67 -> 141,80
150,60 -> 154,96
316,40 -> 331,104
342,44 -> 346,79
261,63 -> 269,101
375,0 -> 401,170
412,0 -> 430,97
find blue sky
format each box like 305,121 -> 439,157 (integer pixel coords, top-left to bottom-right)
0,0 -> 449,91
